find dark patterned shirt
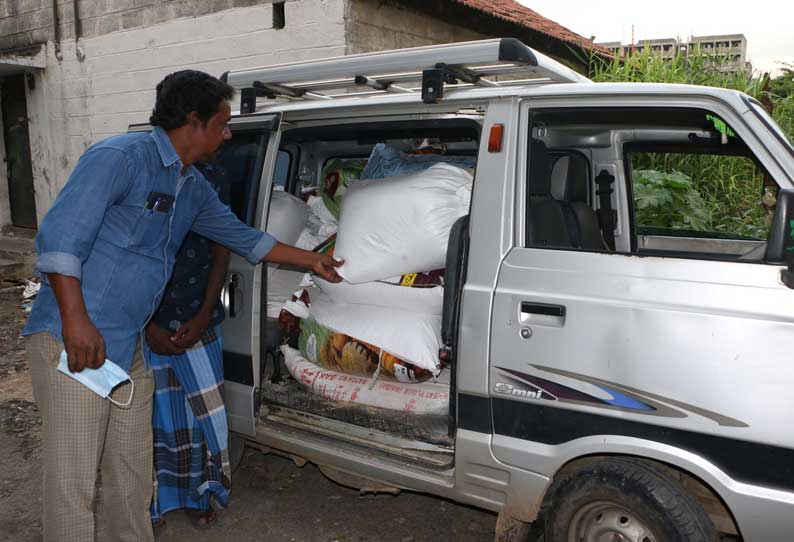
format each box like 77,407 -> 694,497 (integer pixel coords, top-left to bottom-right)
151,232 -> 225,331
152,165 -> 229,332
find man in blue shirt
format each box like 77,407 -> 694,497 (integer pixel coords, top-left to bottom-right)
23,70 -> 341,542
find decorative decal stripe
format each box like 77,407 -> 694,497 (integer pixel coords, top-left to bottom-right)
495,366 -> 747,427
594,384 -> 655,411
532,364 -> 748,428
497,367 -> 656,412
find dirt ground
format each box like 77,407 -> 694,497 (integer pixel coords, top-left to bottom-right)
0,287 -> 498,542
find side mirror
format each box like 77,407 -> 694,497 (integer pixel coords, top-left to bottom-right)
766,188 -> 794,288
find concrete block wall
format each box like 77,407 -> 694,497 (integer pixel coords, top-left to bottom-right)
0,0 -> 54,52
74,0 -> 286,41
344,0 -> 490,54
23,0 -> 346,220
0,1 -> 294,53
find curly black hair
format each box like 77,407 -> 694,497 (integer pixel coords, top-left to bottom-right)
149,70 -> 235,130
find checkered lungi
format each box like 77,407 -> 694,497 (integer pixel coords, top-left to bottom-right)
150,326 -> 231,521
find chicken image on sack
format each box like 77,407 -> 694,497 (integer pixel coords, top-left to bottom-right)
279,289 -> 442,382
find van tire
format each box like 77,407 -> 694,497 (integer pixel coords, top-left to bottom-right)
542,457 -> 717,542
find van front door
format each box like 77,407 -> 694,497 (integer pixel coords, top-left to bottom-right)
487,100 -> 794,507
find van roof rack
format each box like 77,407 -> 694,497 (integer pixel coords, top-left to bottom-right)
221,38 -> 591,113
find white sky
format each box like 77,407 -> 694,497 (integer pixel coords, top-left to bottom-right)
517,1 -> 794,75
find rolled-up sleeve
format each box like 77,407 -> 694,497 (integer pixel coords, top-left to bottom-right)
35,147 -> 132,281
191,183 -> 276,265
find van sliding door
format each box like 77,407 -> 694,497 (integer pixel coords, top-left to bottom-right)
127,115 -> 281,436
214,114 -> 281,436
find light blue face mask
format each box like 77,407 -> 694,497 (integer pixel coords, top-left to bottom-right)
57,351 -> 134,408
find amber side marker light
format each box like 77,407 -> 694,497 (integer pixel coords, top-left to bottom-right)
488,123 -> 504,152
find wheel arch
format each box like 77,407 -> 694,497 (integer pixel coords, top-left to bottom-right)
494,433 -> 745,533
537,453 -> 740,537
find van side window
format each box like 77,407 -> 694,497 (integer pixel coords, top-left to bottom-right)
273,150 -> 292,188
525,122 -> 605,251
526,107 -> 781,262
628,149 -> 775,245
203,131 -> 268,225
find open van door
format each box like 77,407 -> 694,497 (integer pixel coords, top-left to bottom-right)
128,114 -> 281,436
215,114 -> 281,437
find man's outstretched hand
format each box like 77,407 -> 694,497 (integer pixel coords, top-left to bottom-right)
264,241 -> 344,283
312,253 -> 343,283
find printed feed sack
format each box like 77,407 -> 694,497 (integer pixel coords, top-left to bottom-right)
282,346 -> 450,414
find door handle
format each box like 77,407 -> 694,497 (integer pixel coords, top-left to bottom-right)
228,274 -> 241,318
521,302 -> 566,317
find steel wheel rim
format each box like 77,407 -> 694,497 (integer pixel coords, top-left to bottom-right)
567,500 -> 658,542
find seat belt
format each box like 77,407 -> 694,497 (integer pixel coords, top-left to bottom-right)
595,169 -> 617,251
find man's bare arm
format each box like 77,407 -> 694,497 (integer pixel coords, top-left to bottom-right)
264,242 -> 343,283
48,274 -> 105,372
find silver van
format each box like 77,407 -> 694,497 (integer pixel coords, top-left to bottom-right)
145,39 -> 794,541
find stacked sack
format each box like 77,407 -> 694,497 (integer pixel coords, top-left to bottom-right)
265,159 -> 366,317
280,144 -> 475,396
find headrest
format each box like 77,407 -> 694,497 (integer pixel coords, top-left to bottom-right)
550,154 -> 590,202
529,139 -> 552,196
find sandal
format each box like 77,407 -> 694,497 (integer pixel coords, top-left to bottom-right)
152,517 -> 167,535
188,509 -> 218,529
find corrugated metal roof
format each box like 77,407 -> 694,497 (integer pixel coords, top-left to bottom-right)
451,0 -> 611,55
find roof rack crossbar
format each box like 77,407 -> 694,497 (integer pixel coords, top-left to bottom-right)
354,75 -> 413,94
252,81 -> 333,101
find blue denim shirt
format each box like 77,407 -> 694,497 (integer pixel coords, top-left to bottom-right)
23,127 -> 276,371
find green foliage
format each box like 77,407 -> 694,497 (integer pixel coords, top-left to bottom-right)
632,153 -> 768,239
773,94 -> 794,141
633,169 -> 711,231
588,46 -> 762,96
586,47 -> 793,142
770,65 -> 794,98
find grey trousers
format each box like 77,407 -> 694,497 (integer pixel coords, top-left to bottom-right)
26,332 -> 155,542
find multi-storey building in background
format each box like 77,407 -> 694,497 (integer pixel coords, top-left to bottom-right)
598,34 -> 750,73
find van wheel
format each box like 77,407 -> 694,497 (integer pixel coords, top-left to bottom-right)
543,458 -> 717,542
